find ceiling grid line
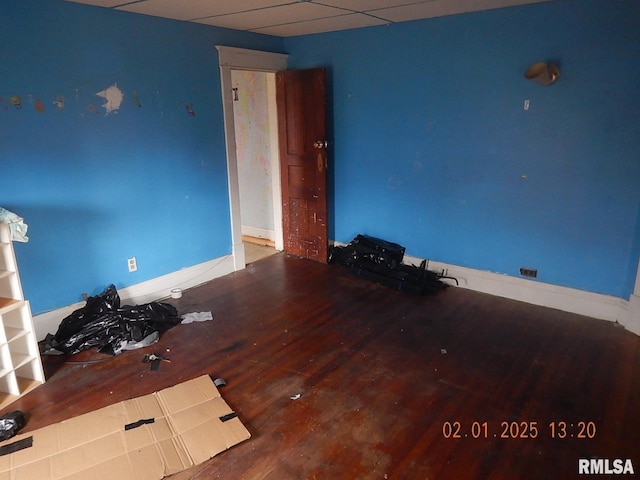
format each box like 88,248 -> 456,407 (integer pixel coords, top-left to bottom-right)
64,0 -> 551,37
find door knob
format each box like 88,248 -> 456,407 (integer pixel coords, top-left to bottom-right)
313,140 -> 328,149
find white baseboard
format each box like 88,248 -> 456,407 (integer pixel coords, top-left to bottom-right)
334,239 -> 635,334
33,248 -> 639,341
241,226 -> 275,242
33,253 -> 235,341
403,253 -> 631,330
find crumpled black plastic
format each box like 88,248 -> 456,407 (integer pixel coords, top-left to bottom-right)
0,411 -> 25,442
45,284 -> 181,356
329,234 -> 451,295
332,234 -> 406,272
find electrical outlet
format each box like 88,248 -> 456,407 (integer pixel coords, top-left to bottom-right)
128,257 -> 137,272
519,267 -> 537,278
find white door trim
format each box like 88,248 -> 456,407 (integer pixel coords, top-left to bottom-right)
216,46 -> 288,270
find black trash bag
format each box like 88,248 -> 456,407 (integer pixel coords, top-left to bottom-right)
343,234 -> 406,272
52,284 -> 120,347
329,234 -> 405,272
351,260 -> 448,295
329,234 -> 452,295
0,411 -> 25,441
46,284 -> 181,356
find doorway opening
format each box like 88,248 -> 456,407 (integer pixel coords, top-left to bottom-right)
231,69 -> 280,264
216,46 -> 289,270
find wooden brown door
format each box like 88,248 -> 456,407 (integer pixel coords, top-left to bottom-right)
276,68 -> 328,263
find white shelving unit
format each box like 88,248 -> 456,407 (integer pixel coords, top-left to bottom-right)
0,222 -> 44,409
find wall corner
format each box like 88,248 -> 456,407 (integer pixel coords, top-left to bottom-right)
619,294 -> 640,336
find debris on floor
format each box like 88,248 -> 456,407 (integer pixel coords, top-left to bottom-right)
213,378 -> 227,387
181,311 -> 214,324
0,411 -> 25,442
41,284 -> 182,356
329,234 -> 455,294
142,353 -> 171,370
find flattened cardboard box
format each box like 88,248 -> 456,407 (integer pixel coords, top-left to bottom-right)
0,375 -> 250,480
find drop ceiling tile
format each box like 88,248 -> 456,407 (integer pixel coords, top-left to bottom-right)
117,0 -> 291,21
252,12 -> 389,37
195,3 -> 348,31
317,0 -> 425,12
65,0 -> 130,7
66,0 -> 553,37
373,0 -> 549,22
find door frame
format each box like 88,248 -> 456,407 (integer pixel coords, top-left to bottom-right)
216,46 -> 288,270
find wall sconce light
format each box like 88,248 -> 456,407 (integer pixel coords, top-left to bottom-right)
524,62 -> 560,86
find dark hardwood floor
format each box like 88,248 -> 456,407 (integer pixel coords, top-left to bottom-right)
6,253 -> 640,479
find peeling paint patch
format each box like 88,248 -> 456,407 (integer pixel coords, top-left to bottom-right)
9,96 -> 22,109
53,95 -> 65,110
96,84 -> 124,115
34,98 -> 45,113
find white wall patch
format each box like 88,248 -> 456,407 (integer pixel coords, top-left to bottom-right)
96,84 -> 124,115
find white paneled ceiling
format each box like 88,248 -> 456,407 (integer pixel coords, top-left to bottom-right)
65,0 -> 551,37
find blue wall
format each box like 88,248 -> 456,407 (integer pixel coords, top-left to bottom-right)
3,0 -> 639,315
1,0 -> 284,314
284,0 -> 640,299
